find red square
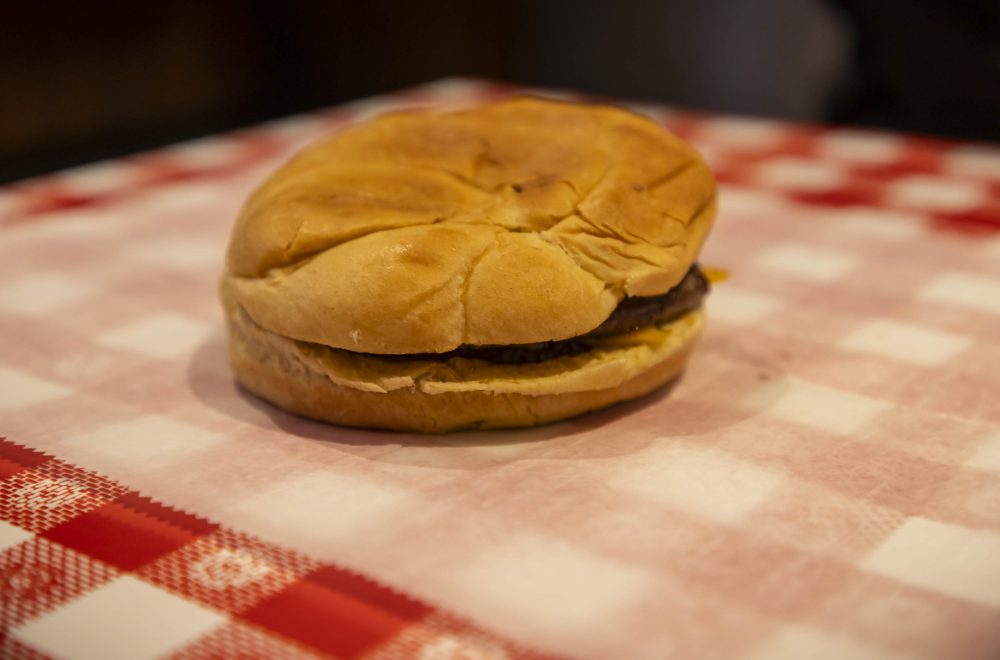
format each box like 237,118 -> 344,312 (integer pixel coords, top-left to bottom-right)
0,456 -> 27,480
115,491 -> 218,537
0,439 -> 52,469
241,572 -> 417,658
308,565 -> 431,621
42,501 -> 200,570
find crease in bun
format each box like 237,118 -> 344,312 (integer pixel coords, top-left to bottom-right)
223,96 -> 716,355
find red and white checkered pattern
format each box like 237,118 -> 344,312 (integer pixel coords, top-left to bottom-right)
1,78 -> 1000,658
0,439 -> 548,659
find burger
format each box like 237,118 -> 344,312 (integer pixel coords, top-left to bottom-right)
220,97 -> 716,432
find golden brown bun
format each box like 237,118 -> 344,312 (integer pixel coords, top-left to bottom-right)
223,97 -> 716,354
226,305 -> 704,433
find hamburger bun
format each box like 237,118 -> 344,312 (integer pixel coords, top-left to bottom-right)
221,96 -> 716,432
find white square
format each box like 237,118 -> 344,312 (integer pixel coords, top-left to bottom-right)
965,432 -> 1000,474
0,273 -> 96,315
718,185 -> 790,216
751,625 -> 910,660
0,367 -> 73,413
862,517 -> 1000,607
755,244 -> 857,283
157,136 -> 241,169
752,156 -> 848,192
831,209 -> 928,241
128,238 -> 221,270
985,235 -> 1000,260
944,145 -> 1000,179
97,313 -> 211,359
696,117 -> 786,150
226,471 -> 410,551
886,175 -> 988,213
13,576 -> 226,660
838,319 -> 970,366
142,181 -> 226,215
0,190 -> 17,219
745,377 -> 891,436
706,286 -> 782,325
55,161 -> 136,196
0,520 -> 32,552
6,208 -> 129,242
919,272 -> 1000,315
69,416 -> 226,468
610,445 -> 784,523
688,143 -> 725,170
438,534 -> 650,646
817,129 -> 905,164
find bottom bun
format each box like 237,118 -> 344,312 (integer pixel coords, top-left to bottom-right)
227,311 -> 703,433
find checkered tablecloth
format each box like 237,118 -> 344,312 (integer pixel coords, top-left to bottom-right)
2,78 -> 999,659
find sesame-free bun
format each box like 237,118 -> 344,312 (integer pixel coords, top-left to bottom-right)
220,97 -> 717,431
223,97 -> 716,355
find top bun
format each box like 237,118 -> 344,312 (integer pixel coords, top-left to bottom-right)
223,97 -> 716,355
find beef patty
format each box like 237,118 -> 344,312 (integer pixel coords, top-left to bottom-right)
377,265 -> 709,364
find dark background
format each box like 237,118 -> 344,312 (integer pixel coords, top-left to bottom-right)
3,0 -> 999,184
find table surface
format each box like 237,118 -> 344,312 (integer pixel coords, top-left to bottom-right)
1,78 -> 999,660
